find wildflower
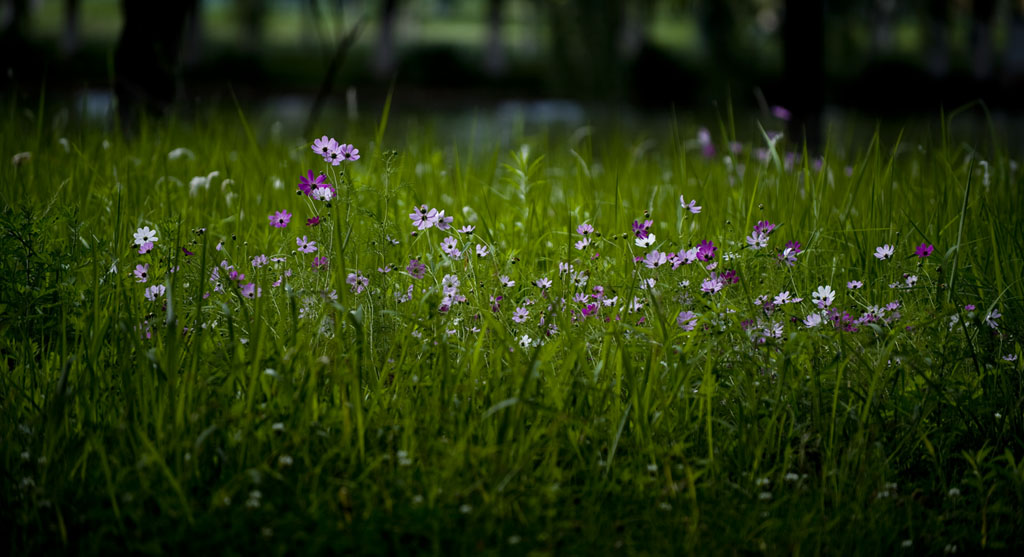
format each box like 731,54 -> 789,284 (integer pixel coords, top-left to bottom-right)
138,242 -> 154,255
406,259 -> 426,279
435,210 -> 454,231
771,105 -> 791,121
409,205 -> 438,230
458,225 -> 475,234
144,284 -> 166,301
518,334 -> 533,348
311,256 -> 328,271
338,143 -> 359,161
307,216 -> 321,226
134,226 -> 158,245
251,254 -> 269,268
311,136 -> 337,157
575,237 -> 591,250
577,223 -> 594,235
753,221 -> 776,235
677,311 -> 697,331
803,313 -> 823,328
298,170 -> 329,196
535,277 -> 552,289
777,247 -> 798,266
701,274 -> 724,294
1003,354 -> 1018,362
296,236 -> 317,254
241,283 -> 261,298
680,195 -> 702,214
346,272 -> 369,294
632,219 -> 653,239
847,280 -> 863,289
558,262 -> 573,274
812,285 -> 835,308
915,243 -> 934,258
440,236 -> 458,255
696,240 -> 717,261
311,186 -> 334,201
475,244 -> 489,258
774,291 -> 792,305
134,263 -> 149,283
441,274 -> 460,294
635,234 -> 656,248
499,275 -> 515,288
984,309 -> 1001,329
643,250 -> 667,268
512,307 -> 529,323
874,244 -> 895,260
905,275 -> 918,287
746,231 -> 769,249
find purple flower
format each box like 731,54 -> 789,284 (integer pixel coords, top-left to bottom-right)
577,223 -> 594,235
311,136 -> 338,157
307,216 -> 321,227
440,236 -> 458,255
138,242 -> 154,255
269,210 -> 292,228
575,237 -> 591,250
241,282 -> 261,298
915,243 -> 934,258
475,244 -> 489,258
632,219 -> 653,239
144,284 -> 165,301
677,310 -> 697,331
311,257 -> 328,271
512,307 -> 529,323
406,259 -> 426,279
338,143 -> 359,161
847,280 -> 863,289
680,195 -> 701,214
251,254 -> 269,268
346,272 -> 369,294
134,263 -> 149,283
410,205 -> 438,230
458,225 -> 475,234
785,240 -> 803,254
535,277 -> 552,289
753,221 -> 776,235
298,170 -> 329,196
296,236 -> 317,254
696,240 -> 717,261
771,106 -> 792,121
643,250 -> 667,269
434,210 -> 454,231
499,275 -> 515,288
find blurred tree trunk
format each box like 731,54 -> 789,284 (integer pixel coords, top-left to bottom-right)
484,0 -> 506,77
61,0 -> 79,56
374,0 -> 399,78
115,0 -> 197,131
237,0 -> 266,54
782,0 -> 824,151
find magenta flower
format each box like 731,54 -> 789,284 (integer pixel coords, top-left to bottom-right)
307,216 -> 321,227
915,243 -> 934,258
251,254 -> 269,268
632,219 -> 653,239
696,240 -> 717,261
134,263 -> 150,283
296,236 -> 317,254
753,221 -> 776,235
269,210 -> 292,228
311,256 -> 328,271
643,250 -> 667,268
577,223 -> 594,235
298,170 -> 329,196
338,144 -> 360,161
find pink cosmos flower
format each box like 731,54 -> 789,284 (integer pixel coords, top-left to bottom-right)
346,272 -> 368,294
298,170 -> 329,196
134,263 -> 149,283
296,236 -> 317,254
269,210 -> 291,228
577,223 -> 594,235
680,196 -> 701,214
696,240 -> 717,261
241,283 -> 261,298
406,259 -> 426,279
307,216 -> 321,226
512,307 -> 529,323
677,310 -> 697,331
915,243 -> 934,258
311,136 -> 337,157
138,242 -> 154,255
409,205 -> 438,230
338,144 -> 359,161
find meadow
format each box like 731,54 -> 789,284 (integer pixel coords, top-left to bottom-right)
1,101 -> 1022,555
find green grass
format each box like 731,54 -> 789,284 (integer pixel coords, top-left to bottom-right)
1,100 -> 1022,555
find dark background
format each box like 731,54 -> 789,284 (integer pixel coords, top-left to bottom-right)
2,0 -> 1023,145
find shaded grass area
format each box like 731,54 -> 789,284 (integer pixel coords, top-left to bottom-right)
1,101 -> 1023,555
